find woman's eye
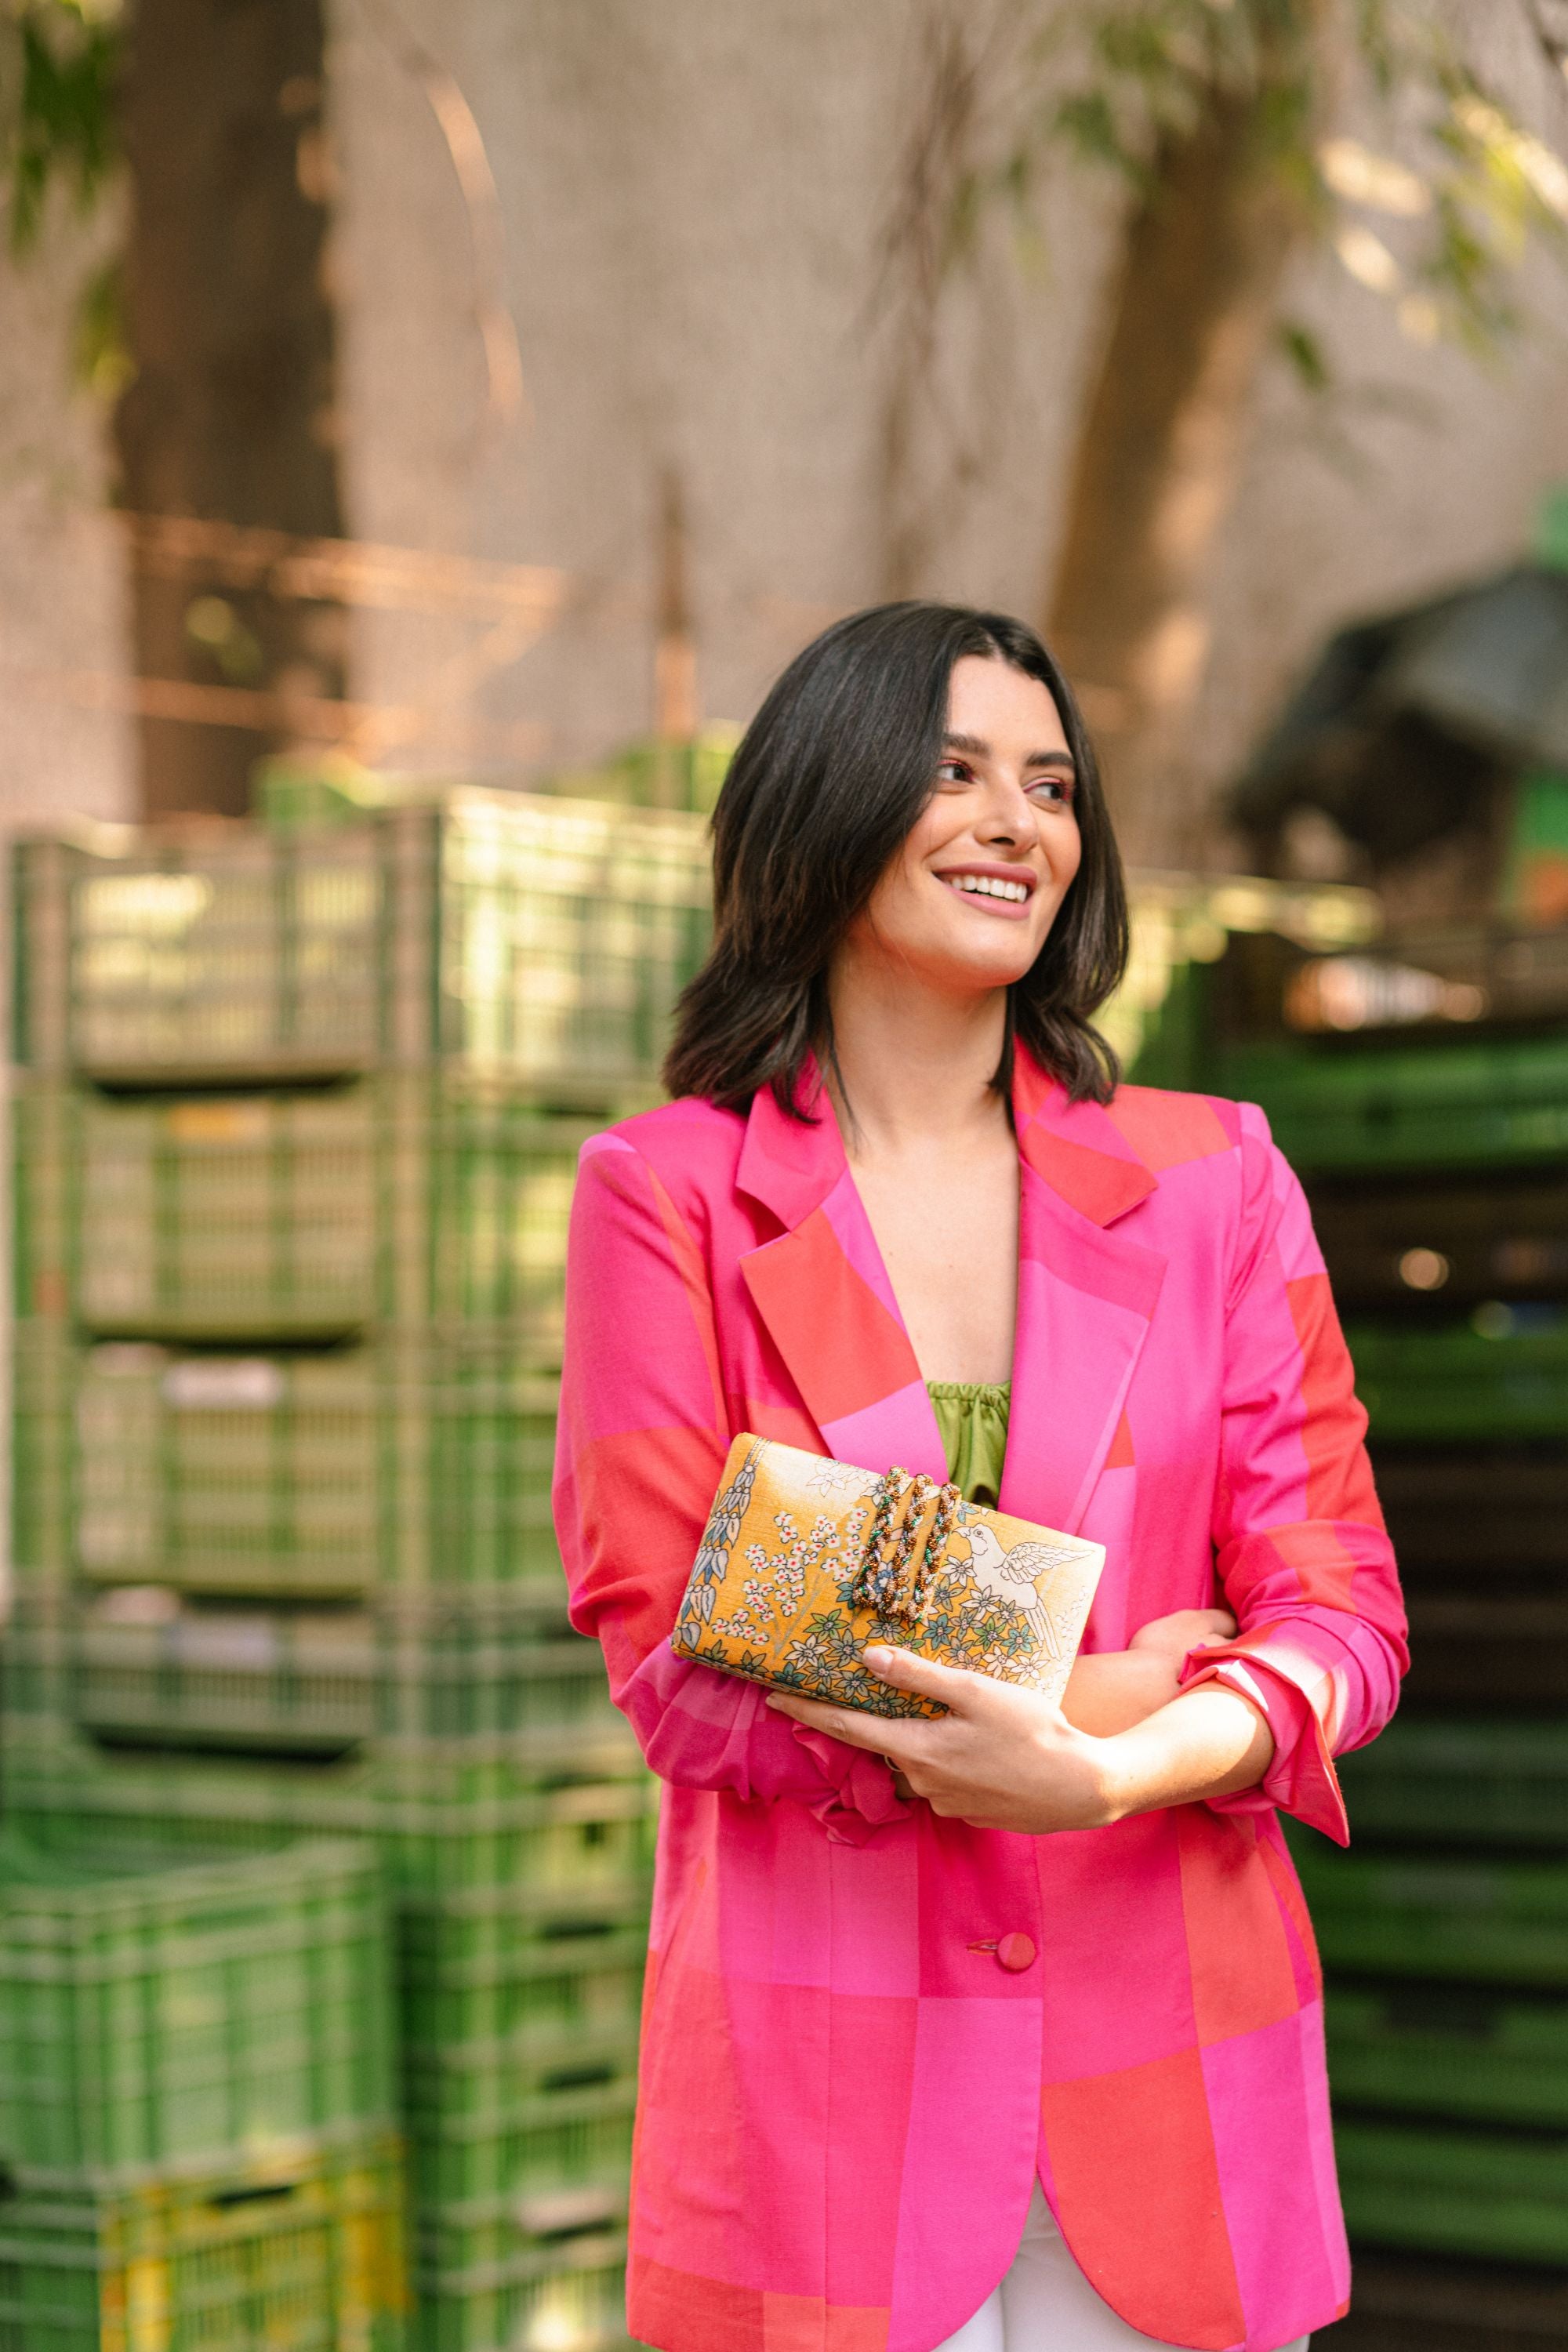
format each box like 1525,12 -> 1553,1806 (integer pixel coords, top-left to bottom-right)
935,759 -> 972,786
1029,777 -> 1072,805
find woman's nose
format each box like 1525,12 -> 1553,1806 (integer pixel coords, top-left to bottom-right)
976,780 -> 1036,844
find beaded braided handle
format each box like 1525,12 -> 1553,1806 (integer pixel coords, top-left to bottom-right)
849,1465 -> 964,1622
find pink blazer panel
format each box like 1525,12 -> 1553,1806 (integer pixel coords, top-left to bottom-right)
553,1050 -> 1407,2352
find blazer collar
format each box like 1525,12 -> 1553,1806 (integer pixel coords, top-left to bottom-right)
737,1059 -> 942,1474
734,1055 -> 845,1233
736,1046 -> 1159,1236
1010,1050 -> 1157,1227
735,1050 -> 1165,1519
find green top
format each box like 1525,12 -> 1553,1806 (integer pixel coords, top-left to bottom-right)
927,1381 -> 1011,1507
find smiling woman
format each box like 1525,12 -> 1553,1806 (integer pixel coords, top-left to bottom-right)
554,602 -> 1406,2352
664,603 -> 1127,1116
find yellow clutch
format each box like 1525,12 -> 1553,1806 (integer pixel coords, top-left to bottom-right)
671,1434 -> 1105,1719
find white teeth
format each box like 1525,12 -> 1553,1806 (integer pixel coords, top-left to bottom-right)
949,874 -> 1029,902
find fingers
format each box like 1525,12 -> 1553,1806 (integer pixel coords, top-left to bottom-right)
858,1643 -> 977,1708
765,1646 -> 999,1772
1181,1609 -> 1238,1652
1129,1606 -> 1236,1656
765,1690 -> 929,1760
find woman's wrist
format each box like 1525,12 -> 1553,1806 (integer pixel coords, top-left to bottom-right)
1091,1683 -> 1276,1824
1007,1717 -> 1128,1833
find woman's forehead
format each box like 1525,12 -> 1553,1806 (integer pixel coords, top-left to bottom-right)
946,657 -> 1070,757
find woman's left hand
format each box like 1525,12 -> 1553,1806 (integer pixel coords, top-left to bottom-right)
768,1645 -> 1120,1833
767,1640 -> 1275,1833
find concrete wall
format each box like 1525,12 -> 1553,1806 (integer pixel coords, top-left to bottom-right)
328,0 -> 1568,856
0,195 -> 133,828
327,0 -> 1123,776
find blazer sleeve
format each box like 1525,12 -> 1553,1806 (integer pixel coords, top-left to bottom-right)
1178,1102 -> 1408,1845
552,1131 -> 909,1846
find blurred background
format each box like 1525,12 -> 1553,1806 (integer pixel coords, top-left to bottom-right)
3,3 -> 1568,2349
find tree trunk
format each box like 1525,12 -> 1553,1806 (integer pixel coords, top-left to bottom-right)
114,0 -> 345,819
1046,82 -> 1305,866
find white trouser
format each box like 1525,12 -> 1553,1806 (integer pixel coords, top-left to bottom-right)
935,2185 -> 1311,2352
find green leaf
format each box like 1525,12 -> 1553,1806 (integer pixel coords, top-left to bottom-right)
6,1 -> 122,256
1054,89 -> 1136,176
1351,0 -> 1396,98
1276,318 -> 1330,393
71,248 -> 130,397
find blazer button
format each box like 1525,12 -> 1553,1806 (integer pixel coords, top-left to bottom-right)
966,1933 -> 1038,1972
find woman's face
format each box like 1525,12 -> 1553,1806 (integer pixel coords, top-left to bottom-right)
845,654 -> 1083,996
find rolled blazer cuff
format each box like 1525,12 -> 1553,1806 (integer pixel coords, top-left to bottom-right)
1179,1642 -> 1348,1846
789,1723 -> 913,1845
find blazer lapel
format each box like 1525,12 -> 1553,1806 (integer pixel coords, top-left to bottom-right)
734,1049 -> 1167,1516
1000,1056 -> 1167,1534
736,1071 -> 948,1479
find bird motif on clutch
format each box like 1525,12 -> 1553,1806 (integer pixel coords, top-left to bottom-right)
953,1523 -> 1087,1661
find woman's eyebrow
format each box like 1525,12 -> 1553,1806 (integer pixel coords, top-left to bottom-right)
943,730 -> 1075,773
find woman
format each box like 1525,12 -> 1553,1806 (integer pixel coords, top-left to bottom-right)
554,603 -> 1406,2352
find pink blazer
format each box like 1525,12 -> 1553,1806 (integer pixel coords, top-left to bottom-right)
553,1050 -> 1406,2352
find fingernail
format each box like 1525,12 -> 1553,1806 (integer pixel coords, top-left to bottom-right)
862,1646 -> 895,1671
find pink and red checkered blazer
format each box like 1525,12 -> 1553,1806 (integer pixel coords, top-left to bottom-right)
553,1050 -> 1406,2352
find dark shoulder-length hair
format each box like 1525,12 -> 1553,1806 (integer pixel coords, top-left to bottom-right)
663,600 -> 1129,1115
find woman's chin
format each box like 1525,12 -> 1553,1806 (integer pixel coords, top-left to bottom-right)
919,947 -> 1042,999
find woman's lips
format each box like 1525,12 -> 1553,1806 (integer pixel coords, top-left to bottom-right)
935,872 -> 1036,921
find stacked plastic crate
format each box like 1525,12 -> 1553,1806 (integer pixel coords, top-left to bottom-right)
0,1824 -> 407,2352
1203,923 -> 1568,2346
5,787 -> 713,2351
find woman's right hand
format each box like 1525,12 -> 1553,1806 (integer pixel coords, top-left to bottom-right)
889,1607 -> 1241,1785
769,1634 -> 1273,1834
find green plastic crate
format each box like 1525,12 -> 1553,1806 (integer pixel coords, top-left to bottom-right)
1327,1984 -> 1568,2127
0,1829 -> 394,2187
405,2013 -> 641,2136
1294,1843 -> 1568,1986
14,1080 -> 594,1344
13,793 -> 710,1090
1336,2116 -> 1568,2266
1370,1446 -> 1568,1577
1214,920 -> 1568,1044
1337,1717 -> 1568,1850
1347,1314 -> 1568,1444
1308,1169 -> 1568,1311
1322,2245 -> 1568,2350
6,1751 -> 655,1899
413,2220 -> 631,2352
1210,1033 -> 1568,1174
13,1328 -> 566,1599
399,1913 -> 649,2052
410,2062 -> 638,2222
398,1867 -> 654,1981
4,1595 -> 617,1758
0,2130 -> 408,2352
1397,1584 -> 1568,1710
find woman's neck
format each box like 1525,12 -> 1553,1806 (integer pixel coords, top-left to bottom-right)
825,949 -> 1011,1159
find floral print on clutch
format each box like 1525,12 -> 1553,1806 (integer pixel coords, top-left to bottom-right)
672,1434 -> 1105,1719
